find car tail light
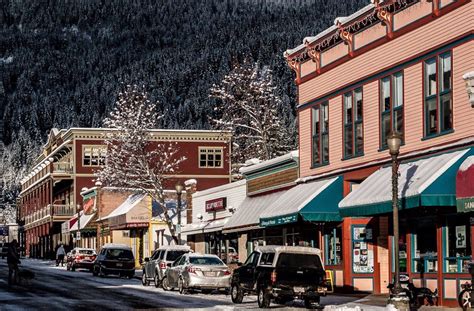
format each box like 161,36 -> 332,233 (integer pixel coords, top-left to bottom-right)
187,266 -> 200,274
223,270 -> 231,276
270,270 -> 277,284
75,255 -> 81,260
159,262 -> 167,269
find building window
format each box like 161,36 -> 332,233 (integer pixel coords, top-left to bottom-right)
324,227 -> 342,265
412,219 -> 438,273
344,88 -> 363,158
380,72 -> 404,149
352,225 -> 374,273
312,102 -> 329,167
199,147 -> 223,168
83,146 -> 106,166
443,216 -> 471,273
424,52 -> 452,137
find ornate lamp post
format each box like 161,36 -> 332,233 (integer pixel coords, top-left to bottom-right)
387,132 -> 409,310
175,183 -> 184,245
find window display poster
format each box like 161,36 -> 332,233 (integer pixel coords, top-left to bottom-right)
456,225 -> 466,248
353,226 -> 372,241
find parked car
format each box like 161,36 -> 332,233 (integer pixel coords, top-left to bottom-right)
1,242 -> 8,259
66,248 -> 97,272
161,253 -> 231,294
92,244 -> 135,278
230,246 -> 327,309
141,245 -> 191,287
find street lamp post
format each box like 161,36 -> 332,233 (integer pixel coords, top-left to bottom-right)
387,132 -> 409,310
175,183 -> 184,245
76,204 -> 81,248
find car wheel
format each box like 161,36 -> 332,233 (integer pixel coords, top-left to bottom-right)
459,289 -> 471,311
257,288 -> 271,308
142,272 -> 149,286
92,266 -> 98,276
66,264 -> 70,271
99,267 -> 106,278
127,273 -> 134,279
304,296 -> 321,309
71,264 -> 76,272
178,277 -> 187,294
162,276 -> 172,291
154,274 -> 160,288
231,283 -> 244,303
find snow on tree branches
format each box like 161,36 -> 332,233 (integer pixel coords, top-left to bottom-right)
210,62 -> 294,170
96,84 -> 185,243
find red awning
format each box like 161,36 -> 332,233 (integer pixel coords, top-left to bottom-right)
456,156 -> 474,212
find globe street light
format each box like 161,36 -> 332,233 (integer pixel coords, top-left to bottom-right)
175,183 -> 184,244
387,132 -> 409,309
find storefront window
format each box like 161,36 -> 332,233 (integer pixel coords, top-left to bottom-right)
412,219 -> 437,273
391,235 -> 408,273
352,225 -> 374,273
444,217 -> 471,273
324,227 -> 342,265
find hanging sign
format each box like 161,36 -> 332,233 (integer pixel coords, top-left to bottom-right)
205,197 -> 226,212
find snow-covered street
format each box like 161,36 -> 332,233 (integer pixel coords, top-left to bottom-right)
0,258 -> 389,310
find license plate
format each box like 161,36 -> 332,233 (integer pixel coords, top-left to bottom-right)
85,257 -> 90,260
116,263 -> 123,267
294,287 -> 305,293
204,272 -> 216,277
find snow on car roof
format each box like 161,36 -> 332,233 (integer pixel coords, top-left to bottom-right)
102,243 -> 132,250
157,245 -> 191,250
256,245 -> 321,255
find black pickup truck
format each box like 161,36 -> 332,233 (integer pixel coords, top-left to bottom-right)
230,245 -> 327,309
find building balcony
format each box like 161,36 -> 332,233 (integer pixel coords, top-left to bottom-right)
53,162 -> 73,174
23,204 -> 76,229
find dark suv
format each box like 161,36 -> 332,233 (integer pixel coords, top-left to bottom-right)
230,246 -> 327,309
92,244 -> 135,278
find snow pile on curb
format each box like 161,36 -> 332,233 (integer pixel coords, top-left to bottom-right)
324,306 -> 362,311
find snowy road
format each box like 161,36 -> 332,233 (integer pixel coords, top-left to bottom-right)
0,258 -> 374,310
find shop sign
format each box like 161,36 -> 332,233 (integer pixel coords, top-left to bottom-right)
260,214 -> 298,227
82,190 -> 97,214
205,197 -> 226,212
457,197 -> 474,213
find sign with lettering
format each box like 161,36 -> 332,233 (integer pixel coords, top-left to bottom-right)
260,214 -> 298,227
205,197 -> 226,212
457,197 -> 474,213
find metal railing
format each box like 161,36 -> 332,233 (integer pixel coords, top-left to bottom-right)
24,204 -> 76,225
53,162 -> 73,174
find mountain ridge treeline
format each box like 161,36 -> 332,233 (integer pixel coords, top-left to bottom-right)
0,0 -> 366,200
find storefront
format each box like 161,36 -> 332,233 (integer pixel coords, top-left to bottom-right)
102,193 -> 152,267
182,180 -> 246,262
339,147 -> 474,306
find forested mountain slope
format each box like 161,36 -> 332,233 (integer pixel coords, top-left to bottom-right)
0,0 -> 366,198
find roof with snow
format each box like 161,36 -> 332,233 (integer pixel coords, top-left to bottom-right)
240,150 -> 298,175
102,193 -> 147,220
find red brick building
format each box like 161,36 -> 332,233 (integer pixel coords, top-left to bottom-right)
19,127 -> 231,258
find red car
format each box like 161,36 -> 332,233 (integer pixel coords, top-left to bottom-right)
67,248 -> 97,272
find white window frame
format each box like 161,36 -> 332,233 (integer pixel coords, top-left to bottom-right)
198,147 -> 224,168
82,145 -> 107,167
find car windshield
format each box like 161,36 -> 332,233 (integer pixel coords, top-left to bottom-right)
277,253 -> 323,269
166,250 -> 188,261
78,249 -> 95,255
105,249 -> 133,260
189,257 -> 224,266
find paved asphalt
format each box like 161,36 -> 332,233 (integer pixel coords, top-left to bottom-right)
0,258 -> 365,310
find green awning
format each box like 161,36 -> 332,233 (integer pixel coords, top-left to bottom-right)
339,148 -> 473,217
260,176 -> 343,227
